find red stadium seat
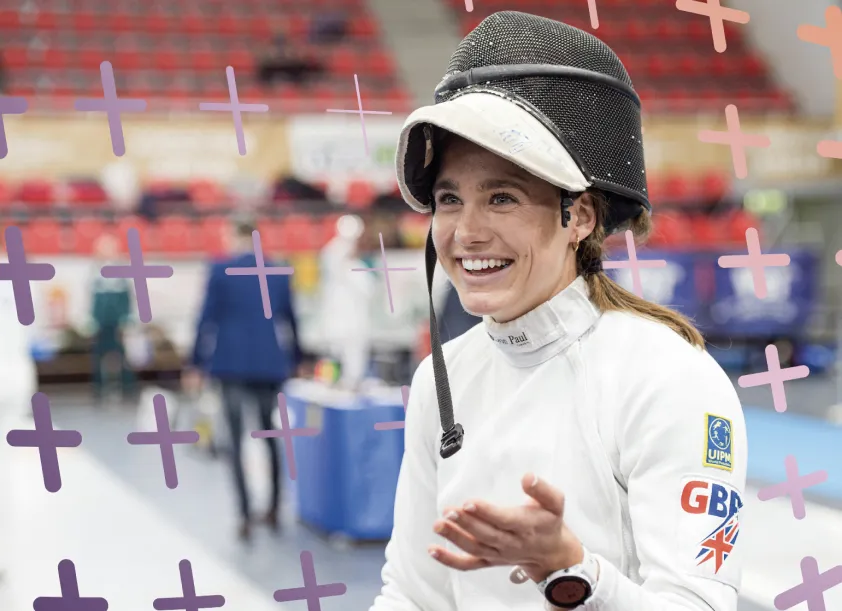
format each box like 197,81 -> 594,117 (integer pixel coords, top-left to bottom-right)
115,217 -> 159,252
158,217 -> 197,254
198,217 -> 230,256
647,212 -> 693,248
725,209 -> 760,245
17,179 -> 55,206
346,180 -> 376,209
690,215 -> 722,248
71,219 -> 108,255
20,220 -> 64,255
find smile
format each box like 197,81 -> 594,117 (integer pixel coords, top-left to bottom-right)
457,258 -> 513,276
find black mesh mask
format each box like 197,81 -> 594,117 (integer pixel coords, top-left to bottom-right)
414,11 -> 650,459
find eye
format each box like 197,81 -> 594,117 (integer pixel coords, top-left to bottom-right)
436,193 -> 461,206
491,192 -> 518,205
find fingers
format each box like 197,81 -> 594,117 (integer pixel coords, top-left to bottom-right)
459,500 -> 521,532
522,473 -> 565,517
434,516 -> 500,559
428,545 -> 493,571
439,508 -> 521,552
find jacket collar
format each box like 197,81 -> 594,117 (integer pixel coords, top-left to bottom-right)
483,275 -> 600,367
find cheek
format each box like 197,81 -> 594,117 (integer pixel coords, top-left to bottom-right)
431,217 -> 453,254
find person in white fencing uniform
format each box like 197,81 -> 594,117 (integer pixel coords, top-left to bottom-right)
370,11 -> 746,611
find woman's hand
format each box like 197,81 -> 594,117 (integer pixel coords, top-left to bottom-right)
428,473 -> 584,583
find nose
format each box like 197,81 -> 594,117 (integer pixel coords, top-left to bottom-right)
453,202 -> 491,246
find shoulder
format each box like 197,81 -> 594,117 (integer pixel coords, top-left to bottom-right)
412,323 -> 490,396
588,310 -> 740,420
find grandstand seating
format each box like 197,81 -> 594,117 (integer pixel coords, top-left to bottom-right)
445,0 -> 793,114
0,0 -> 411,112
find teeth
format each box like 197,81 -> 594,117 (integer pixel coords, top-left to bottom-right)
461,258 -> 511,271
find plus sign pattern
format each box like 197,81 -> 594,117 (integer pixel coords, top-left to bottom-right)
33,560 -> 108,611
756,455 -> 829,520
199,66 -> 269,156
0,225 -> 56,325
74,61 -> 147,157
224,230 -> 295,319
352,232 -> 417,314
6,393 -> 82,493
101,228 -> 174,323
326,74 -> 394,156
152,560 -> 225,611
2,2 -> 842,609
127,393 -> 201,489
251,393 -> 320,481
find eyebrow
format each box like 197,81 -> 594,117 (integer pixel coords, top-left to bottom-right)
431,176 -> 531,195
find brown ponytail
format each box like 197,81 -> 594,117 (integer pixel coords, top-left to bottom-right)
577,190 -> 706,350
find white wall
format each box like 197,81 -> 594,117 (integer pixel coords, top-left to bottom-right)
729,0 -> 839,117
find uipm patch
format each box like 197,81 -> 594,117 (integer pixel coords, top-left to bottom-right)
703,414 -> 733,472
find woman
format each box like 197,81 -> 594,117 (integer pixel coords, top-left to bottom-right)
370,11 -> 746,611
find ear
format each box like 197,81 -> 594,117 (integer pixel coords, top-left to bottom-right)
572,192 -> 598,240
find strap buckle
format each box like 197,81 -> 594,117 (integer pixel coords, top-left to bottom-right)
439,423 -> 464,459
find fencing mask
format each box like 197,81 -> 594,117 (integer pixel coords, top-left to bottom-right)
395,11 -> 651,459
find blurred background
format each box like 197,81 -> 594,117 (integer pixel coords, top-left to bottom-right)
1,0 -> 842,610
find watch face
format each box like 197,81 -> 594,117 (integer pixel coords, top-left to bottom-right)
546,576 -> 592,608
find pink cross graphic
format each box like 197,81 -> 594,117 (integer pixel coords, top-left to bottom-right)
675,0 -> 750,53
836,250 -> 842,267
375,386 -> 410,431
603,230 -> 667,297
251,393 -> 319,481
352,232 -> 417,314
717,228 -> 790,299
697,105 -> 771,179
774,556 -> 842,611
464,0 -> 474,11
587,0 -> 599,28
756,455 -> 828,519
817,139 -> 842,160
737,344 -> 810,413
326,74 -> 393,156
796,6 -> 842,79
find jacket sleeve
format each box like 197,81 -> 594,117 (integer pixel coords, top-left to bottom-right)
369,357 -> 458,611
580,347 -> 746,611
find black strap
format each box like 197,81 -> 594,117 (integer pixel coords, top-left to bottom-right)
425,228 -> 464,458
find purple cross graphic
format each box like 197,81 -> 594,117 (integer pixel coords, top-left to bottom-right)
33,560 -> 108,611
774,556 -> 842,611
352,232 -> 417,314
74,61 -> 147,156
0,95 -> 28,158
375,385 -> 410,431
273,550 -> 347,609
603,229 -> 667,297
6,393 -> 82,493
718,228 -> 790,298
326,74 -> 393,155
224,230 -> 294,319
251,393 -> 319,481
127,394 -> 200,489
0,225 -> 56,325
738,344 -> 810,412
757,455 -> 828,519
199,66 -> 269,155
152,560 -> 225,611
101,228 -> 173,323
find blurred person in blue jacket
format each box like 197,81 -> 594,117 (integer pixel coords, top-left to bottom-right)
184,216 -> 303,541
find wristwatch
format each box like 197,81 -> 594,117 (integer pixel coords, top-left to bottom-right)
535,547 -> 599,609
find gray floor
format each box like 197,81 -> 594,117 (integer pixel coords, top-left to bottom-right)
39,376 -> 827,611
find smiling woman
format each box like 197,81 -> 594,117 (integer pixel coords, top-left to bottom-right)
371,10 -> 747,611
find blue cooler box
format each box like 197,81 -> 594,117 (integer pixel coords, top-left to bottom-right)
284,380 -> 406,540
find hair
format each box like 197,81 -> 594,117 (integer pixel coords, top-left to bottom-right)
579,190 -> 706,350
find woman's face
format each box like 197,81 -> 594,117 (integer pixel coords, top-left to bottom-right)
432,135 -> 591,323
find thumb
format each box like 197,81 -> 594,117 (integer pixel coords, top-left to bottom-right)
522,473 -> 565,517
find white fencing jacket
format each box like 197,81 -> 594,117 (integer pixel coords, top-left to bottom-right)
370,275 -> 746,611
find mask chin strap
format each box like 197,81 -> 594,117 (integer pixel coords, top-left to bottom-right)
424,227 -> 464,459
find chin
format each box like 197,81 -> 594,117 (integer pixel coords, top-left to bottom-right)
456,291 -> 511,319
